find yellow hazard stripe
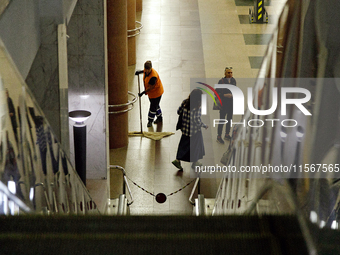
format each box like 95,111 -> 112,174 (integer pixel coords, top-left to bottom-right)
258,1 -> 262,7
258,13 -> 262,20
258,7 -> 262,13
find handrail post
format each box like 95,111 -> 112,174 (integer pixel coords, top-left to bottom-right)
117,194 -> 127,216
249,0 -> 268,23
196,194 -> 205,216
109,165 -> 134,206
123,176 -> 126,195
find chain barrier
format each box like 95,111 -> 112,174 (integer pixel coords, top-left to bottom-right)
124,175 -> 155,197
167,180 -> 196,197
124,174 -> 196,197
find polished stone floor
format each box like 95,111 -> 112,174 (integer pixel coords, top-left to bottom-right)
89,0 -> 286,215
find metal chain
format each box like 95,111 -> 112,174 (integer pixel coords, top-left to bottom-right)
124,175 -> 155,197
167,179 -> 196,197
124,174 -> 196,197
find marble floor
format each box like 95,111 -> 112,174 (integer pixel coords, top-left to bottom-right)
89,0 -> 286,215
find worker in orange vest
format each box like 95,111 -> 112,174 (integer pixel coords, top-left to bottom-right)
138,60 -> 164,127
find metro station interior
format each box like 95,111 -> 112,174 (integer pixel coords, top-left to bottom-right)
1,0 -> 340,254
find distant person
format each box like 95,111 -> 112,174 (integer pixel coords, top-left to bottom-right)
6,89 -> 18,145
216,67 -> 236,144
138,60 -> 164,127
172,89 -> 208,171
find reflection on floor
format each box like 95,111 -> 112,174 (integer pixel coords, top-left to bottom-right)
89,0 -> 286,215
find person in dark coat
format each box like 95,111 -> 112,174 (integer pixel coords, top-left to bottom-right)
216,67 -> 237,144
172,89 -> 208,171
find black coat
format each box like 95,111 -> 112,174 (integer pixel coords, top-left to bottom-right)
216,77 -> 237,110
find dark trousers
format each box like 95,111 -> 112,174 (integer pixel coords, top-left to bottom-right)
148,96 -> 162,121
218,108 -> 233,136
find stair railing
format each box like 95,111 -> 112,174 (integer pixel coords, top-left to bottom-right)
109,165 -> 134,206
194,194 -> 205,216
189,176 -> 200,205
0,39 -> 99,216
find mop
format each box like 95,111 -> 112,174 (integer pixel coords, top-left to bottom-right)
128,70 -> 174,141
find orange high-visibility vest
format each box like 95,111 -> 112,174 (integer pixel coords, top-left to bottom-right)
143,68 -> 164,98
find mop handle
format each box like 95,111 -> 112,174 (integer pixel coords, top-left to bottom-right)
135,70 -> 143,133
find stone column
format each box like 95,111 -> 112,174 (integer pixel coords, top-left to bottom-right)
128,0 -> 136,66
107,0 -> 128,148
136,0 -> 142,12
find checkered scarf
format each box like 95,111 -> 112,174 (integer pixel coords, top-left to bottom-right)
177,100 -> 207,136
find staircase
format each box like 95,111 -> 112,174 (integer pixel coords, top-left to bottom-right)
0,215 -> 309,255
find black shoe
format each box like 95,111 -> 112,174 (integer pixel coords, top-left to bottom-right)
172,160 -> 183,171
147,121 -> 153,127
216,135 -> 225,144
154,117 -> 163,124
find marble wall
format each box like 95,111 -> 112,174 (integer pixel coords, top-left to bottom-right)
67,0 -> 106,179
25,17 -> 61,143
0,0 -> 40,79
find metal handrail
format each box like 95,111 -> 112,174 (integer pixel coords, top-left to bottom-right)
195,194 -> 205,216
109,165 -> 134,205
123,175 -> 133,206
108,91 -> 137,114
0,181 -> 32,214
127,21 -> 143,38
189,177 -> 200,205
117,194 -> 127,216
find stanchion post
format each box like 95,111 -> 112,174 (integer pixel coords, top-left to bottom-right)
249,0 -> 268,23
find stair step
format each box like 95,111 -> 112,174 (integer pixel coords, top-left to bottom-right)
0,215 -> 308,255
